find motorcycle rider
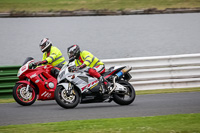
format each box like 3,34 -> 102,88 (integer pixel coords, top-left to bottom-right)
34,38 -> 66,69
67,45 -> 110,93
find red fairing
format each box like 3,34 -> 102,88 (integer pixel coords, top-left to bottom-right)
17,80 -> 30,85
104,70 -> 117,79
17,65 -> 58,100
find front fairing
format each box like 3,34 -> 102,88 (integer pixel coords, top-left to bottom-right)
57,61 -> 77,83
57,65 -> 98,92
17,60 -> 34,77
57,64 -> 85,83
57,63 -> 71,83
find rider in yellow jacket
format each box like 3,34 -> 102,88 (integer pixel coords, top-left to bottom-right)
67,45 -> 110,92
74,50 -> 104,68
35,38 -> 66,69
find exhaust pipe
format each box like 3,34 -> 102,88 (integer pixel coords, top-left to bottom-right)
115,66 -> 132,79
108,66 -> 132,94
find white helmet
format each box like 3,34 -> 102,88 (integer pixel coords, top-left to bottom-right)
39,38 -> 52,52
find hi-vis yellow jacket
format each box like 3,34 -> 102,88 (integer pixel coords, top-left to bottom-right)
75,50 -> 104,68
42,46 -> 66,67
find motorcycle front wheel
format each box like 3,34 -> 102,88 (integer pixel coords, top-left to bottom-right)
113,80 -> 136,105
13,83 -> 37,106
54,85 -> 80,109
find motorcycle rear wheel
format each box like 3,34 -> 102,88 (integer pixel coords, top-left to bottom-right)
13,83 -> 36,106
113,80 -> 135,105
54,86 -> 80,109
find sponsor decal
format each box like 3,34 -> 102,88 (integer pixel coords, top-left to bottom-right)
30,73 -> 37,79
47,93 -> 51,98
35,80 -> 39,83
21,65 -> 27,71
41,91 -> 47,96
41,91 -> 51,98
81,80 -> 99,91
90,82 -> 98,90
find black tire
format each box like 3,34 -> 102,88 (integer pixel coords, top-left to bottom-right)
13,83 -> 37,106
113,80 -> 136,105
54,85 -> 80,109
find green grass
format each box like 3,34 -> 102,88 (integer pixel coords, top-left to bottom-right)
0,113 -> 199,133
136,87 -> 200,95
1,87 -> 200,103
0,0 -> 200,13
0,98 -> 15,103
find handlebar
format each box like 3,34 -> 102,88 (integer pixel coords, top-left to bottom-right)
29,62 -> 37,69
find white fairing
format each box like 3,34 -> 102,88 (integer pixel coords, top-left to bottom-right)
57,63 -> 70,83
17,60 -> 34,77
57,62 -> 75,83
57,63 -> 98,92
58,83 -> 69,90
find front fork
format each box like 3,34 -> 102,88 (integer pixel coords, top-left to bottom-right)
59,82 -> 73,94
66,82 -> 73,94
25,79 -> 30,92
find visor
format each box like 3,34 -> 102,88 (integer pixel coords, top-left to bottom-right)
68,51 -> 74,58
40,43 -> 46,51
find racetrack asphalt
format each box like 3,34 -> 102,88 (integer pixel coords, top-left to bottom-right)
0,92 -> 200,126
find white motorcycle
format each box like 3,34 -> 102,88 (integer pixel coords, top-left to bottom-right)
54,63 -> 135,109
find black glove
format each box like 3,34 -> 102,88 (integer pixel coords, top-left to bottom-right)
51,67 -> 60,78
78,64 -> 86,69
68,66 -> 79,72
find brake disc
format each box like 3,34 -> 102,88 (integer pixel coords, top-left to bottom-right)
61,89 -> 75,103
20,87 -> 32,100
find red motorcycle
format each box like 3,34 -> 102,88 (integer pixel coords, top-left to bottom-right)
13,57 -> 59,106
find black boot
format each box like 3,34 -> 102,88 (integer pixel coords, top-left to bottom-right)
99,76 -> 111,93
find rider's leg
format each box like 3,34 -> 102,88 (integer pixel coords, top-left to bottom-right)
50,67 -> 60,78
88,68 -> 108,87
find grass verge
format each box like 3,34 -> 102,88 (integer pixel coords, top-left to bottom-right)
0,113 -> 199,133
136,87 -> 200,95
0,0 -> 200,12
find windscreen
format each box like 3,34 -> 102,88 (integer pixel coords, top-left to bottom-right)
22,57 -> 34,65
